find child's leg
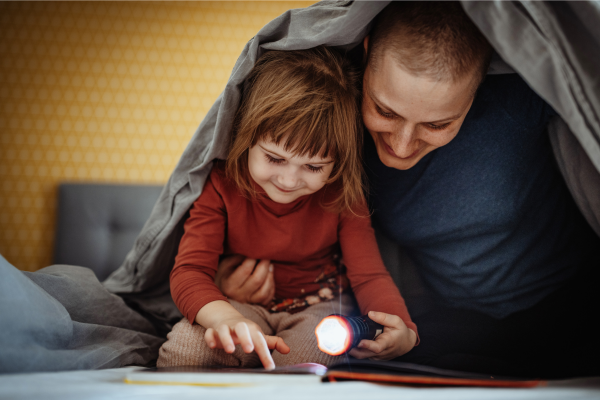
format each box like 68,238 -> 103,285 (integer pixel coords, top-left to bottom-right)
269,294 -> 357,367
157,300 -> 273,368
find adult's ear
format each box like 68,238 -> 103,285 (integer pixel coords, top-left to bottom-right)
363,36 -> 370,66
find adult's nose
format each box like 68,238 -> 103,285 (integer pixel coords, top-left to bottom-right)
389,122 -> 417,158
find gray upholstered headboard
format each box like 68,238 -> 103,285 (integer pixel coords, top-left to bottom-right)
53,183 -> 163,281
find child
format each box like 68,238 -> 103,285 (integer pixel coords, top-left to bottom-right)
158,46 -> 417,370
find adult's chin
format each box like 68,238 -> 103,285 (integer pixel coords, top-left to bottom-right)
376,146 -> 421,171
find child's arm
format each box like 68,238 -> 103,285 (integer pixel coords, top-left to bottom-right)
339,200 -> 419,360
195,300 -> 290,370
171,168 -> 288,369
170,171 -> 229,324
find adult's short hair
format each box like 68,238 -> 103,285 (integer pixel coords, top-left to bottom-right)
368,1 -> 493,87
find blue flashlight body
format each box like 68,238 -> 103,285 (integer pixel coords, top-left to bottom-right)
339,314 -> 384,348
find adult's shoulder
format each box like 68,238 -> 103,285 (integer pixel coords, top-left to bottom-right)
475,74 -> 557,130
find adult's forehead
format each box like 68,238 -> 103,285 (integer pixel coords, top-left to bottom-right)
364,54 -> 476,121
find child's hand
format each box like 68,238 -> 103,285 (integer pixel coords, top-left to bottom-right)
197,301 -> 290,370
205,316 -> 290,370
348,311 -> 416,361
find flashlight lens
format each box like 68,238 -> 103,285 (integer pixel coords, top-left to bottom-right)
315,316 -> 351,356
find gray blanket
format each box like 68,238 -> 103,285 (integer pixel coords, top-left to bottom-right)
1,0 -> 599,372
0,255 -> 164,372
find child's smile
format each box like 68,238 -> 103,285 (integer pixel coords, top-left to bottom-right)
247,137 -> 335,204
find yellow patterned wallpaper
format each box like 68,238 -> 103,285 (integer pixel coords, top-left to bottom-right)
0,1 -> 315,271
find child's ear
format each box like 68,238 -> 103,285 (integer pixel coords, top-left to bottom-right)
363,35 -> 370,53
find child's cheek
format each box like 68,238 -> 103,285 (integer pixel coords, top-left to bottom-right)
255,164 -> 276,188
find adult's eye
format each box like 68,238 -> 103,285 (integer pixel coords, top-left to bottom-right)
427,123 -> 450,131
375,105 -> 394,119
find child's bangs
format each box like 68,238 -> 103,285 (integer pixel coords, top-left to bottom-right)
263,103 -> 339,162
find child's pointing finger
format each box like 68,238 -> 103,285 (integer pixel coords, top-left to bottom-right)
250,330 -> 276,371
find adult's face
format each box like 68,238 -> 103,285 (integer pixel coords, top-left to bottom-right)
362,38 -> 478,170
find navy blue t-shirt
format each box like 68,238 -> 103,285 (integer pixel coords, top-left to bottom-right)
365,74 -> 599,318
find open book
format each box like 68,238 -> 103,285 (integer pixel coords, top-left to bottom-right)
125,363 -> 326,387
125,359 -> 542,388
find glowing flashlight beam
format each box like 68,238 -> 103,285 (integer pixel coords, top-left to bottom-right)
315,315 -> 351,356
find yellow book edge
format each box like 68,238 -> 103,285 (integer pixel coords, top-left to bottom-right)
124,378 -> 252,387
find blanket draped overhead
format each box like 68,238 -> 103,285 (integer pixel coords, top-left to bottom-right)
105,0 -> 600,332
1,1 -> 599,372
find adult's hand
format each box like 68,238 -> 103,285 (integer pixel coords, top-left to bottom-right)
348,311 -> 417,361
215,254 -> 275,306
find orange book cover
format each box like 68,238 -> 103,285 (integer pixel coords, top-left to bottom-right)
325,359 -> 542,388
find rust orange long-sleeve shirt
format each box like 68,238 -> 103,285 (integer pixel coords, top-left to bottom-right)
170,163 -> 417,336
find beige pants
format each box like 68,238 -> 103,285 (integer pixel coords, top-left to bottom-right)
157,294 -> 356,368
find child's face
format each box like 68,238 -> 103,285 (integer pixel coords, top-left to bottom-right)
248,137 -> 334,204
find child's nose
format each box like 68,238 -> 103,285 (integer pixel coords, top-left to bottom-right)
278,169 -> 298,188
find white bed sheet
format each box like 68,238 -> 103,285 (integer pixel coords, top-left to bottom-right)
1,367 -> 600,400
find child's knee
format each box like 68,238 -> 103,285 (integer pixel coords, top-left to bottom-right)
270,321 -> 341,367
157,318 -> 262,368
157,318 -> 209,367
271,341 -> 343,367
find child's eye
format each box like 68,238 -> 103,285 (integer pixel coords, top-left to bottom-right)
306,165 -> 323,173
427,123 -> 450,131
265,154 -> 284,164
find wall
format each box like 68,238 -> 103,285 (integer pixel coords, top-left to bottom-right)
0,1 -> 315,271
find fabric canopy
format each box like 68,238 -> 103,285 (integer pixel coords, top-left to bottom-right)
462,1 -> 600,236
104,0 -> 600,333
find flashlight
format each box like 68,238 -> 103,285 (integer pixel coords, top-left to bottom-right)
315,314 -> 383,356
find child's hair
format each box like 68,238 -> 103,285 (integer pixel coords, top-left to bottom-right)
368,1 -> 493,92
226,46 -> 364,213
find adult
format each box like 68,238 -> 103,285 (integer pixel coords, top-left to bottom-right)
216,2 -> 600,378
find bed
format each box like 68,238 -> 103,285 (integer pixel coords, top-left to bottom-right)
2,366 -> 600,400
